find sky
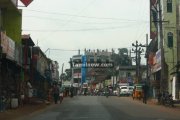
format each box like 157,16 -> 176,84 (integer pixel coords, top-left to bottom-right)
18,0 -> 150,72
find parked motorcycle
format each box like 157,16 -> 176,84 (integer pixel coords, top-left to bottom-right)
159,91 -> 174,107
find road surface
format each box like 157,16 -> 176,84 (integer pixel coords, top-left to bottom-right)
25,96 -> 180,120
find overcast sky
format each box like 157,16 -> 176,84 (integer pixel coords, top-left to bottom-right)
18,0 -> 150,71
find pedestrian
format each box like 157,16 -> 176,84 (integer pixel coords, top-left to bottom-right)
19,90 -> 25,106
0,94 -> 6,112
59,88 -> 64,104
27,80 -> 33,104
70,85 -> 74,98
52,83 -> 59,104
105,86 -> 110,98
142,84 -> 148,104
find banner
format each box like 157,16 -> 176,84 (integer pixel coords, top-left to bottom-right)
81,55 -> 86,84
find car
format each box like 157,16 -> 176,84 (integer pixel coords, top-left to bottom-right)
119,86 -> 130,96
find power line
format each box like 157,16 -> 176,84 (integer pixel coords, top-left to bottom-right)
23,15 -> 146,24
23,9 -> 149,22
22,23 -> 144,32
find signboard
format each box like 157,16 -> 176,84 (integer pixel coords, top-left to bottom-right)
81,55 -> 86,84
1,32 -> 15,60
73,62 -> 114,68
151,49 -> 161,73
1,32 -> 8,54
73,73 -> 81,78
7,36 -> 15,60
155,49 -> 161,71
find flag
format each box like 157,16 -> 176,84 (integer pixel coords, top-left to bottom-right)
20,0 -> 33,7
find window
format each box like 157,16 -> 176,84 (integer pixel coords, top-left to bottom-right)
167,32 -> 173,48
90,58 -> 94,63
167,0 -> 172,13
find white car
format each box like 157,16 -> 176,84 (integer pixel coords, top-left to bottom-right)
119,86 -> 130,96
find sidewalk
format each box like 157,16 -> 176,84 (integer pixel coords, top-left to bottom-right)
0,100 -> 53,120
144,98 -> 180,111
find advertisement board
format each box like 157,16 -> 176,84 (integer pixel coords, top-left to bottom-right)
81,55 -> 86,84
7,36 -> 15,60
1,32 -> 8,54
1,32 -> 15,60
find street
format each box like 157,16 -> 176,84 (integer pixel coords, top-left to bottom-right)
23,96 -> 180,120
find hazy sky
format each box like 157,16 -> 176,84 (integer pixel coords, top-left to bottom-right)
18,0 -> 150,71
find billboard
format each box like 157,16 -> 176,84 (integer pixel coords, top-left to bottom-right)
151,49 -> 161,73
81,55 -> 86,84
1,32 -> 15,60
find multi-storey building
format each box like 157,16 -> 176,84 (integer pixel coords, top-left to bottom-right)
149,0 -> 179,99
0,0 -> 22,100
71,54 -> 82,87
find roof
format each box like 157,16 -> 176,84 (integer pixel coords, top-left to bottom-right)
22,34 -> 35,46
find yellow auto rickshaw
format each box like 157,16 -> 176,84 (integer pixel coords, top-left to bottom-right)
132,84 -> 144,100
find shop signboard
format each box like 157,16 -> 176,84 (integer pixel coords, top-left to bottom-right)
6,36 -> 15,60
73,73 -> 81,78
1,32 -> 8,54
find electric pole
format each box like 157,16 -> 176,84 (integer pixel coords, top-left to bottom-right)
132,41 -> 144,83
158,0 -> 166,92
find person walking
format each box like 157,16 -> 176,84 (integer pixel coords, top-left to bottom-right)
59,87 -> 64,103
52,83 -> 60,104
70,85 -> 74,98
105,86 -> 110,98
142,84 -> 148,104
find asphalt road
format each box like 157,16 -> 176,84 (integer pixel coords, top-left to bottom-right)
25,96 -> 180,120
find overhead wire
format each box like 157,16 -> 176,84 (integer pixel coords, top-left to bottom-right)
22,22 -> 142,32
23,9 -> 149,22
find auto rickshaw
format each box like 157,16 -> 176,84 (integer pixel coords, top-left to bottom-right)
132,84 -> 144,100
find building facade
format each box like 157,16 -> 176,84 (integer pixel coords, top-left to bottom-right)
149,0 -> 179,99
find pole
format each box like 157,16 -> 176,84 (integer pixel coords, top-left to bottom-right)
159,0 -> 165,92
146,34 -> 149,85
62,63 -> 64,74
135,41 -> 138,82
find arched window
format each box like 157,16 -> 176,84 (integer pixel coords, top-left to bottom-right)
167,0 -> 172,13
167,32 -> 173,48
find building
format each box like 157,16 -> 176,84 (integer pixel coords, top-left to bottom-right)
0,0 -> 22,104
149,0 -> 178,99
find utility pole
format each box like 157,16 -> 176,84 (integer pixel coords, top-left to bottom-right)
146,34 -> 149,85
132,41 -> 144,83
158,0 -> 166,92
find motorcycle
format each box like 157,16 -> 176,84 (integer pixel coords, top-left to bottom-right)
159,91 -> 174,107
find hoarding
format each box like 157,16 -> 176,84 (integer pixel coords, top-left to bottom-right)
81,55 -> 86,84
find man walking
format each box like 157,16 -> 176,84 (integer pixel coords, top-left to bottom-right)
142,84 -> 148,104
52,83 -> 59,104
